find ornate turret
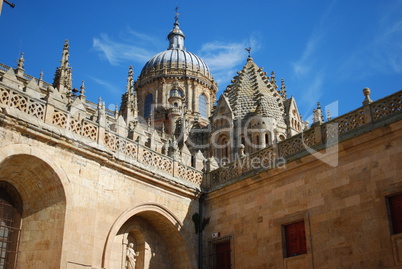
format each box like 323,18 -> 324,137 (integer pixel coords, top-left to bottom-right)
120,66 -> 138,123
210,56 -> 302,164
53,40 -> 72,95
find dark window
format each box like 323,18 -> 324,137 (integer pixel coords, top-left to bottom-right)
199,94 -> 207,118
241,136 -> 245,146
284,220 -> 307,257
389,194 -> 402,234
216,241 -> 230,269
144,93 -> 153,118
0,182 -> 22,269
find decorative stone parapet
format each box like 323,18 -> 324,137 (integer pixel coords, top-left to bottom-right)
206,90 -> 402,190
0,81 -> 203,188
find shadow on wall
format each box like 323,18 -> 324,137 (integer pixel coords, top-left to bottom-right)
103,199 -> 200,269
0,154 -> 67,268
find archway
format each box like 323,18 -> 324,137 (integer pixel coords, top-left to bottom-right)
103,203 -> 195,269
0,153 -> 67,268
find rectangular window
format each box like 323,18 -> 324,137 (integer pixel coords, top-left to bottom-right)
215,241 -> 231,269
284,220 -> 307,257
389,193 -> 402,234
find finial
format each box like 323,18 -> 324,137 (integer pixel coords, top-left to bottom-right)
17,53 -> 24,70
175,6 -> 180,25
80,81 -> 86,97
60,39 -> 70,69
327,109 -> 332,121
167,6 -> 185,50
362,87 -> 372,105
38,70 -> 44,87
271,71 -> 276,83
313,102 -> 324,124
128,65 -> 133,77
15,52 -> 25,77
245,47 -> 252,58
126,65 -> 134,93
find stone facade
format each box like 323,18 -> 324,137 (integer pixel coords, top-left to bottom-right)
0,15 -> 401,269
203,116 -> 402,268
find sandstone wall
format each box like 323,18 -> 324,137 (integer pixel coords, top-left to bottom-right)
203,119 -> 402,268
0,122 -> 199,269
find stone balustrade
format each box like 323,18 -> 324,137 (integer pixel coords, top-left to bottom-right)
0,83 -> 203,187
206,90 -> 402,190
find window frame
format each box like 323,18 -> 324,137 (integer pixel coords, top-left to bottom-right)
198,94 -> 208,119
388,193 -> 402,234
283,220 -> 307,258
208,235 -> 233,269
144,93 -> 153,118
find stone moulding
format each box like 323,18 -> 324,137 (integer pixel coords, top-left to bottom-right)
0,81 -> 203,194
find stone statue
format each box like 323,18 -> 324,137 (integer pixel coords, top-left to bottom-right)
126,243 -> 139,269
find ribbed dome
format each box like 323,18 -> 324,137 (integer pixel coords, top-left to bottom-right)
139,18 -> 212,80
140,49 -> 212,79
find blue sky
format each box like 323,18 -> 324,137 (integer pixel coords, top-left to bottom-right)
1,0 -> 401,120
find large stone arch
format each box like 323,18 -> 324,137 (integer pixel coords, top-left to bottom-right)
0,144 -> 68,268
103,203 -> 196,269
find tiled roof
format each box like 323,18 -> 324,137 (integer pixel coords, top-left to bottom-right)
223,57 -> 285,124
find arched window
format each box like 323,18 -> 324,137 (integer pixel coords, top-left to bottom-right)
0,182 -> 22,268
199,94 -> 207,119
144,93 -> 153,118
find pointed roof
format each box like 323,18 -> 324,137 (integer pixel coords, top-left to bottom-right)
223,57 -> 285,123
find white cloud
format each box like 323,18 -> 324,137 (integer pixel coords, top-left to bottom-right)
290,0 -> 338,110
198,34 -> 262,89
88,75 -> 120,95
92,27 -> 262,92
92,32 -> 158,66
337,2 -> 402,80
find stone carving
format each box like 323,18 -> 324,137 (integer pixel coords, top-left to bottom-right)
126,243 -> 139,269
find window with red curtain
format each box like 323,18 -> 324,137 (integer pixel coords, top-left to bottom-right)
389,194 -> 402,234
284,220 -> 307,257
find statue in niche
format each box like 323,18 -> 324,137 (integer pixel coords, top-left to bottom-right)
126,243 -> 139,269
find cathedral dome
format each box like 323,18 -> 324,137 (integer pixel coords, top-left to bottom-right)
139,19 -> 212,80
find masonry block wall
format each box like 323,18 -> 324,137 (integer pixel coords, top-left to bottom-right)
203,119 -> 402,269
0,123 -> 199,269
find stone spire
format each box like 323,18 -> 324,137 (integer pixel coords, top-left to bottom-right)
15,53 -> 25,77
126,65 -> 134,93
53,40 -> 72,95
280,78 -> 287,100
167,8 -> 185,50
120,66 -> 138,122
